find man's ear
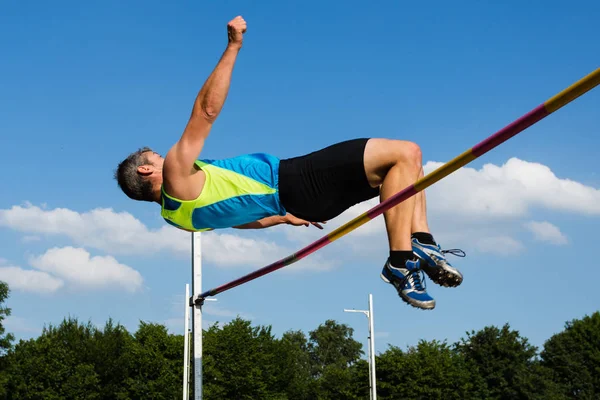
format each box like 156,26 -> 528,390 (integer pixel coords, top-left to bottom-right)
137,165 -> 153,176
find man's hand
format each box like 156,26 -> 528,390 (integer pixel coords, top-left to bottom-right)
285,213 -> 325,230
227,16 -> 247,49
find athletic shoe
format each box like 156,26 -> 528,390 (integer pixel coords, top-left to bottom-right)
380,257 -> 435,310
411,238 -> 465,288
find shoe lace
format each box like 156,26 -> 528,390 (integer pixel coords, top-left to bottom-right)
441,248 -> 466,258
404,266 -> 427,291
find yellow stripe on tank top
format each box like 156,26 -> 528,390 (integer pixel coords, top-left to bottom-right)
193,161 -> 277,207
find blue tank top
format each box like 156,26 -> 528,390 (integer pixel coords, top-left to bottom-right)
160,153 -> 286,231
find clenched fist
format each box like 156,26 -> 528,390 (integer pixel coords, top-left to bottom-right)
227,16 -> 247,49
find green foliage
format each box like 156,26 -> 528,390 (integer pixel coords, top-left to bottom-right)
274,330 -> 313,399
308,319 -> 364,372
455,323 -> 566,399
377,340 -> 485,400
306,319 -> 364,399
541,311 -> 600,398
0,282 -> 14,356
0,281 -> 597,400
0,282 -> 15,399
200,317 -> 366,400
4,318 -> 101,399
202,317 -> 281,399
126,321 -> 184,399
1,317 -> 183,400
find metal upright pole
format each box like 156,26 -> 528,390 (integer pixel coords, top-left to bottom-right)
183,284 -> 190,400
368,294 -> 376,400
367,335 -> 372,400
191,232 -> 203,399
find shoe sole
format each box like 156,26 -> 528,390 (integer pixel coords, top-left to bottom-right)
420,262 -> 463,288
412,248 -> 463,288
380,272 -> 435,310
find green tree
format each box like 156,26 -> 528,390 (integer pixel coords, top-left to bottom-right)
376,340 -> 485,400
308,319 -> 363,373
0,281 -> 15,399
3,317 -> 101,399
348,359 -> 370,399
307,319 -> 364,399
274,330 -> 313,399
87,318 -> 135,399
202,317 -> 282,399
0,282 -> 13,356
455,323 -> 564,400
126,321 -> 184,399
541,311 -> 600,398
2,317 -> 184,400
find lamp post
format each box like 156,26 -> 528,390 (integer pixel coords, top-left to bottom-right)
344,293 -> 376,400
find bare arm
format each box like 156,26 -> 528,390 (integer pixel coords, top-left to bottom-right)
163,16 -> 247,186
234,215 -> 287,229
234,214 -> 326,230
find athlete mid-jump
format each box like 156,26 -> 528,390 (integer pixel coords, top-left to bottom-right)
115,16 -> 464,310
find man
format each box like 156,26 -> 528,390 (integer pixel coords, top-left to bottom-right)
115,16 -> 464,310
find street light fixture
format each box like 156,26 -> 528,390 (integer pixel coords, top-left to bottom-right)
344,293 -> 376,400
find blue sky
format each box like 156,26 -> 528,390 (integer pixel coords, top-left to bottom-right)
1,0 -> 599,358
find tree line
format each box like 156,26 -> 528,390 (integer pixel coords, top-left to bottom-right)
0,281 -> 599,399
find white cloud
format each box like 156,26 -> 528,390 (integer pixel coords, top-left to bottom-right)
201,232 -> 285,268
423,157 -> 600,218
475,236 -> 525,255
28,247 -> 143,293
2,157 -> 594,271
0,205 -> 312,269
524,221 -> 568,245
0,248 -> 145,295
0,205 -> 190,255
0,265 -> 64,293
198,230 -> 338,271
281,199 -> 384,245
283,157 -> 597,259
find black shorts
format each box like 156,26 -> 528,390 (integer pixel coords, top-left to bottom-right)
278,138 -> 380,221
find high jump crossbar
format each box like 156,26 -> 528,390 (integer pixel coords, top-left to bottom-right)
196,67 -> 600,303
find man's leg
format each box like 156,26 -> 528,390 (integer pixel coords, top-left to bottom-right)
409,168 -> 464,287
364,140 -> 421,252
279,138 -> 462,309
363,139 -> 436,310
411,169 -> 430,233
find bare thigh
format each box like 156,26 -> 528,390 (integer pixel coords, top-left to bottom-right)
363,138 -> 423,187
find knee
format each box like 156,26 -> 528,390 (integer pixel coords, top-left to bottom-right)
395,141 -> 422,171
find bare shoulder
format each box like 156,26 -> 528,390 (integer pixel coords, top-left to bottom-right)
163,148 -> 207,201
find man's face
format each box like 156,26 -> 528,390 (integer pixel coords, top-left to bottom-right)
144,151 -> 164,170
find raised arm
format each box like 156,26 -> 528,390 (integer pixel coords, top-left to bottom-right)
163,16 -> 247,185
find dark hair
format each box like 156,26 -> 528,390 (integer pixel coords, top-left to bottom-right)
114,147 -> 156,202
